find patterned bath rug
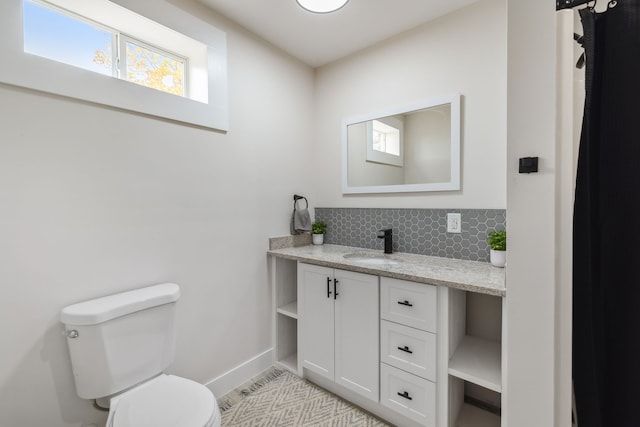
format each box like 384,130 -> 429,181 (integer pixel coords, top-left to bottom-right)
218,368 -> 391,427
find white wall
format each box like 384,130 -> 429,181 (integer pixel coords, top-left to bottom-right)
313,0 -> 507,209
504,0 -> 560,425
404,107 -> 452,184
0,0 -> 314,425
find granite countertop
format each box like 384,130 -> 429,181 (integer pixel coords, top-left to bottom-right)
268,244 -> 506,297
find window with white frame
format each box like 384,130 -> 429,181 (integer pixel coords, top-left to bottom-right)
366,117 -> 404,167
0,0 -> 228,130
23,0 -> 188,97
371,120 -> 400,156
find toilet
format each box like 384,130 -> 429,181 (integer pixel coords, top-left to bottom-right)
60,283 -> 221,427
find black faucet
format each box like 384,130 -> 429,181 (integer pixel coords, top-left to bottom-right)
377,228 -> 393,254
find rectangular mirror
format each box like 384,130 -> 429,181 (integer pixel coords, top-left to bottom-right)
342,94 -> 461,194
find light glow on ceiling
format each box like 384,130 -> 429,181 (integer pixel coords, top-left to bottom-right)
296,0 -> 349,14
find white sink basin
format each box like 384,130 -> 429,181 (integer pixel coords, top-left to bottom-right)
343,253 -> 402,266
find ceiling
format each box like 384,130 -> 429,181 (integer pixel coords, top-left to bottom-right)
197,0 -> 478,68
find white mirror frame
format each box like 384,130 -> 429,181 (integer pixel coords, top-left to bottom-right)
342,93 -> 461,194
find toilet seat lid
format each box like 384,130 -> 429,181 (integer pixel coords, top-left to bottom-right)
111,375 -> 215,427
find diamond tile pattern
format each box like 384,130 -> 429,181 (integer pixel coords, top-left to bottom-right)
220,369 -> 389,426
315,208 -> 506,262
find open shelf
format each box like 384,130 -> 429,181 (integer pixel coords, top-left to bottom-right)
277,301 -> 298,319
277,352 -> 298,374
448,335 -> 501,393
272,256 -> 299,374
455,403 -> 500,427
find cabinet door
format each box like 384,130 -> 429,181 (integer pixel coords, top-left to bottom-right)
298,263 -> 335,380
334,269 -> 379,402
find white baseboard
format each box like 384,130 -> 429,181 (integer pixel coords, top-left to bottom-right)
205,348 -> 274,397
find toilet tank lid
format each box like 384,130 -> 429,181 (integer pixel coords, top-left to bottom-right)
60,283 -> 180,326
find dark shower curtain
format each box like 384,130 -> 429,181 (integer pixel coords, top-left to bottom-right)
573,1 -> 640,426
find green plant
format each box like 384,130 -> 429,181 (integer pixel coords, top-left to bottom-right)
311,221 -> 327,235
487,230 -> 506,251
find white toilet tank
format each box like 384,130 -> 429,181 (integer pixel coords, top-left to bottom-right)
60,283 -> 181,399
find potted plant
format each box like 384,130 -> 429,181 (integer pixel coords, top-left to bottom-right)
311,221 -> 327,245
487,230 -> 506,268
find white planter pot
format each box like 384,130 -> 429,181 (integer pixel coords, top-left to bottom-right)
490,249 -> 506,268
312,233 -> 324,245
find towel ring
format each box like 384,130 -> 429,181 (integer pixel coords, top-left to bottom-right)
293,194 -> 308,210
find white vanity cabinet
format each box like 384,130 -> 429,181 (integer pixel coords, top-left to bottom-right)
269,245 -> 506,427
297,262 -> 380,402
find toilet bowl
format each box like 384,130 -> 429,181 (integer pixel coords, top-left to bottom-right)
106,375 -> 220,427
60,283 -> 220,427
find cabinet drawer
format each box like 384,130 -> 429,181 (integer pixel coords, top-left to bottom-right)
380,277 -> 437,332
381,320 -> 436,381
380,363 -> 436,427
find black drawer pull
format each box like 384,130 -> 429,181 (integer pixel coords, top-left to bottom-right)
334,278 -> 339,299
327,277 -> 332,298
397,300 -> 413,307
397,345 -> 413,354
397,391 -> 413,401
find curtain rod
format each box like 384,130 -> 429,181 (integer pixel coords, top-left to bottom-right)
557,0 -> 590,10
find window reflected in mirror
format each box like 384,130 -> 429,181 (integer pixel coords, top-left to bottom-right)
343,94 -> 460,194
